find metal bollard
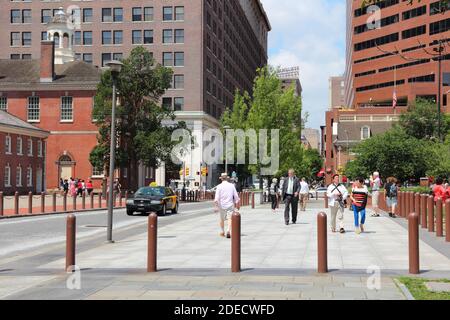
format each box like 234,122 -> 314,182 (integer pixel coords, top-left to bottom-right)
14,192 -> 19,215
252,193 -> 255,209
41,192 -> 45,213
405,192 -> 410,219
147,213 -> 158,273
397,192 -> 402,217
445,199 -> 450,243
72,194 -> 77,211
98,192 -> 102,208
436,199 -> 443,237
324,195 -> 329,209
66,214 -> 76,272
90,192 -> 94,209
63,192 -> 67,212
82,191 -> 86,210
231,211 -> 241,273
420,194 -> 427,229
409,192 -> 415,218
408,212 -> 420,275
415,193 -> 421,225
427,196 -> 434,232
53,193 -> 57,212
28,192 -> 33,214
317,212 -> 328,273
0,192 -> 3,216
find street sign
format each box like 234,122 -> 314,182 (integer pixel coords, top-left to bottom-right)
232,171 -> 237,178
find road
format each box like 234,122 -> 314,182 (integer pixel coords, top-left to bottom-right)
0,201 -> 214,265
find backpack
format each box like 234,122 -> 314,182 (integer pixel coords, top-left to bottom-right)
389,184 -> 398,198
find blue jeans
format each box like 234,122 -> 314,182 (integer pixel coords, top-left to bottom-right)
352,205 -> 366,227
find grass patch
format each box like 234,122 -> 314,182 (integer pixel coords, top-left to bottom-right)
398,277 -> 450,300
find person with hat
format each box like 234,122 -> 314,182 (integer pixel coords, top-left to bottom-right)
214,173 -> 241,238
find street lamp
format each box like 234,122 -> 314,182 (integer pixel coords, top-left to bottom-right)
223,125 -> 231,175
106,60 -> 123,243
433,41 -> 444,142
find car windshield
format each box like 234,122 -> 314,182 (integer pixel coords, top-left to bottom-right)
135,187 -> 165,197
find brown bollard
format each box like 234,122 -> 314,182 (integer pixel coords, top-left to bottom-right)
66,214 -> 76,272
14,192 -> 19,215
53,193 -> 57,212
415,193 -> 421,225
82,191 -> 86,210
147,213 -> 158,273
397,192 -> 402,216
98,192 -> 102,208
317,212 -> 328,273
408,212 -> 420,274
119,191 -> 123,207
251,193 -> 255,209
435,199 -> 443,237
63,192 -> 67,212
72,193 -> 77,211
445,199 -> 450,242
420,194 -> 427,229
0,192 -> 3,216
324,195 -> 329,209
41,192 -> 45,213
405,192 -> 410,219
427,196 -> 434,232
400,192 -> 405,217
231,211 -> 241,273
90,192 -> 94,209
28,192 -> 33,214
409,192 -> 415,217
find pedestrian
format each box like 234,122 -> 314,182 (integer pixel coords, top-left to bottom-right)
214,173 -> 240,239
385,177 -> 398,218
433,177 -> 447,202
114,179 -> 122,195
350,177 -> 369,234
370,172 -> 382,217
59,178 -> 64,191
86,179 -> 94,195
269,178 -> 279,213
326,174 -> 349,233
299,177 -> 310,211
281,169 -> 301,225
69,178 -> 76,197
76,179 -> 83,197
63,179 -> 69,193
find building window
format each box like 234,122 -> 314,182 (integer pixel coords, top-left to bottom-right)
83,53 -> 93,64
92,165 -> 104,177
174,52 -> 184,66
83,31 -> 93,45
5,135 -> 11,154
113,30 -> 123,44
11,54 -> 20,60
27,138 -> 33,156
0,97 -> 7,111
27,96 -> 40,122
174,97 -> 184,111
26,166 -> 32,187
163,7 -> 173,21
16,165 -> 22,187
11,32 -> 20,46
162,97 -> 172,109
163,29 -> 173,43
41,9 -> 52,24
41,31 -> 48,41
144,7 -> 154,21
83,8 -> 93,23
361,126 -> 371,140
163,52 -> 173,66
429,18 -> 450,35
173,75 -> 184,89
37,140 -> 43,157
132,30 -> 142,44
102,8 -> 113,23
144,30 -> 154,44
61,96 -> 73,121
22,32 -> 32,46
22,9 -> 32,24
4,165 -> 11,187
11,10 -> 21,24
175,29 -> 184,43
74,31 -> 81,45
102,53 -> 112,67
102,31 -> 112,45
175,7 -> 185,21
443,73 -> 450,86
17,137 -> 22,155
132,7 -> 142,22
113,53 -> 123,61
114,8 -> 123,22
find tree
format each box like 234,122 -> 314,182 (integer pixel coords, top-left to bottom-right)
427,135 -> 450,179
90,47 -> 186,189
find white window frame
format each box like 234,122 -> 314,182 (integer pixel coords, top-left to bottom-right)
92,165 -> 104,178
5,135 -> 12,154
0,96 -> 7,111
17,136 -> 23,155
4,164 -> 11,187
26,166 -> 32,187
37,140 -> 43,157
27,138 -> 33,156
16,165 -> 22,187
60,96 -> 74,122
27,96 -> 40,122
361,126 -> 371,140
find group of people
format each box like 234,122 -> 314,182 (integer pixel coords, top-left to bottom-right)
432,177 -> 450,202
60,178 -> 94,197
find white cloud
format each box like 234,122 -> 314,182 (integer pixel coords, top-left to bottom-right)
261,0 -> 346,131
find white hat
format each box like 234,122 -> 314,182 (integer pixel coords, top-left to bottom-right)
220,173 -> 229,180
272,178 -> 278,183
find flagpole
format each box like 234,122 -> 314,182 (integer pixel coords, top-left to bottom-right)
393,65 -> 397,116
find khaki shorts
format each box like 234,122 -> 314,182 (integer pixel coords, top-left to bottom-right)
372,191 -> 380,207
219,207 -> 234,221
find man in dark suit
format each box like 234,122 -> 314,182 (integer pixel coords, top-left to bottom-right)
282,169 -> 301,225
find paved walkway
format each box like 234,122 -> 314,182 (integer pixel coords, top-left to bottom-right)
1,200 -> 449,300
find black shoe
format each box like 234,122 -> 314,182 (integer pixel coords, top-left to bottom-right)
285,222 -> 289,225
388,213 -> 393,217
339,228 -> 346,234
226,232 -> 231,239
292,221 -> 296,224
392,214 -> 397,218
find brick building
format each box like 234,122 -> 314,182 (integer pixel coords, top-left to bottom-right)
323,0 -> 450,184
0,110 -> 49,195
0,1 -> 271,189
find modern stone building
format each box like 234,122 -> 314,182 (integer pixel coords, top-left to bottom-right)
1,0 -> 271,189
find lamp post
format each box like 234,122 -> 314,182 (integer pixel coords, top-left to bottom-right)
434,40 -> 444,142
223,125 -> 231,175
106,60 -> 123,243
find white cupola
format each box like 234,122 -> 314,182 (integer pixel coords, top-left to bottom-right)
45,7 -> 75,65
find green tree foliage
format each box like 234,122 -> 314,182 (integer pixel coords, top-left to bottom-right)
90,47 -> 186,189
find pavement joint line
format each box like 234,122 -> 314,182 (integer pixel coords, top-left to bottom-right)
393,278 -> 415,300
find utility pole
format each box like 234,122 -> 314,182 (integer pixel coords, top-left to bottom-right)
434,40 -> 444,142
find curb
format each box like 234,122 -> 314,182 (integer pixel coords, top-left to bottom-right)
0,207 -> 126,220
394,278 -> 415,300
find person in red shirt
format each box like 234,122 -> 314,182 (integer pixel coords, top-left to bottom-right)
433,178 -> 447,202
86,180 -> 94,195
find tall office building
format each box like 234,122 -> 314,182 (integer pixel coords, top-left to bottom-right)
0,0 -> 271,188
329,76 -> 345,108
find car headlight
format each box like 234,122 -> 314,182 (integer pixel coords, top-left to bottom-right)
151,200 -> 162,204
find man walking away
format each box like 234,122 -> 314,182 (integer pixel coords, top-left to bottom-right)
269,178 -> 279,213
327,174 -> 349,233
385,177 -> 398,218
214,173 -> 240,239
299,178 -> 310,211
282,169 -> 301,225
370,172 -> 381,217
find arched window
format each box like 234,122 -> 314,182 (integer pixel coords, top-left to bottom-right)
59,155 -> 72,163
361,126 -> 371,140
4,164 -> 11,187
17,136 -> 22,155
5,135 -> 11,154
54,33 -> 60,46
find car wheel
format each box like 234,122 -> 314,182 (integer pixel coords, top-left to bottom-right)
126,210 -> 134,216
172,202 -> 179,214
159,203 -> 167,216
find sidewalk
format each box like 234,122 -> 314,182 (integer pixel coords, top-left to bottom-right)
2,200 -> 449,300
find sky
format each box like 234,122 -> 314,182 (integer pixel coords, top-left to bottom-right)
261,0 -> 347,131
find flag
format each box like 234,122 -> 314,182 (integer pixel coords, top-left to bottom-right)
392,90 -> 397,108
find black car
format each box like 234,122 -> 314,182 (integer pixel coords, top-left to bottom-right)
126,186 -> 179,216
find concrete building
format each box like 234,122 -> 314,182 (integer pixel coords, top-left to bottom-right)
323,0 -> 450,184
0,110 -> 49,195
329,76 -> 345,108
1,1 -> 271,189
302,128 -> 320,151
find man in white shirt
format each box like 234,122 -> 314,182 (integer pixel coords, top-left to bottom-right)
326,174 -> 349,233
370,172 -> 381,217
214,173 -> 240,239
299,178 -> 310,211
